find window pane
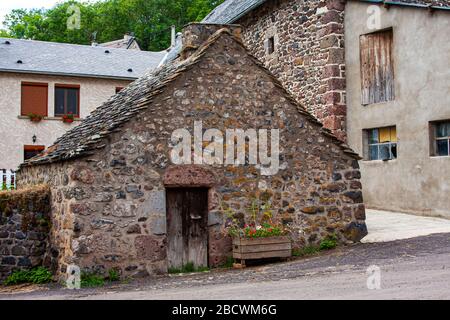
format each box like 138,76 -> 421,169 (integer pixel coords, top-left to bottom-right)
66,88 -> 79,116
24,150 -> 39,161
268,37 -> 275,54
369,145 -> 378,160
436,139 -> 449,156
369,129 -> 379,144
54,88 -> 65,116
390,127 -> 397,142
436,123 -> 448,138
379,144 -> 391,160
390,143 -> 397,159
379,127 -> 391,143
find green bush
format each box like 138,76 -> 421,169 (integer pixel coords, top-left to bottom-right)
319,234 -> 338,250
107,269 -> 120,282
3,270 -> 29,285
81,272 -> 105,288
4,267 -> 52,285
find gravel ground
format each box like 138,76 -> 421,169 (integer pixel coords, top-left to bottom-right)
1,232 -> 450,300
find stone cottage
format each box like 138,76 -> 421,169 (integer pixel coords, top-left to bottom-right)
17,24 -> 366,279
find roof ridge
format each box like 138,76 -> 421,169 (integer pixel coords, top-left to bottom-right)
0,37 -> 161,53
203,0 -> 450,24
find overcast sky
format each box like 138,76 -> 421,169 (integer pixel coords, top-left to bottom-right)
0,0 -> 61,28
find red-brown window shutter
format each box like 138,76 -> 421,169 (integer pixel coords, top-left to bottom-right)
21,82 -> 48,116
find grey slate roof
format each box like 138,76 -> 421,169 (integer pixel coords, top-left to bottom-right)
21,28 -> 359,167
100,36 -> 141,50
202,0 -> 267,23
203,0 -> 450,24
0,37 -> 166,80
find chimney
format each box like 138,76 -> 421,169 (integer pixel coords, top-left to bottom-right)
91,31 -> 98,47
171,25 -> 176,48
181,23 -> 242,59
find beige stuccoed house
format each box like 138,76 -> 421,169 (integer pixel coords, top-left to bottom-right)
345,1 -> 450,218
203,0 -> 450,218
0,38 -> 166,170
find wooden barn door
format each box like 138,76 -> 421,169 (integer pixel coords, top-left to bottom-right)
166,188 -> 208,269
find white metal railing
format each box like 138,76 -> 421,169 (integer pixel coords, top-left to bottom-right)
0,169 -> 16,190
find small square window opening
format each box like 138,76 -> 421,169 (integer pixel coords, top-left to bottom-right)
364,126 -> 397,161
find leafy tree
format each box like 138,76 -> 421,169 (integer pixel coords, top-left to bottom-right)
3,0 -> 224,51
0,29 -> 10,38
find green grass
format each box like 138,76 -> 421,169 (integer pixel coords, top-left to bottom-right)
168,262 -> 210,274
292,245 -> 320,257
220,256 -> 235,269
293,234 -> 339,257
81,272 -> 105,288
80,268 -> 121,288
107,269 -> 120,282
319,234 -> 338,250
3,267 -> 52,286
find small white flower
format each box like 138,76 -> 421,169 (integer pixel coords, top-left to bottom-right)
256,225 -> 262,230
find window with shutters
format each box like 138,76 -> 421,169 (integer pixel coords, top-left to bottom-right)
360,29 -> 395,105
363,126 -> 397,161
24,145 -> 45,161
54,84 -> 80,117
21,82 -> 48,116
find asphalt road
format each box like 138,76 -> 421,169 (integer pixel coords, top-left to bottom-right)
1,233 -> 450,300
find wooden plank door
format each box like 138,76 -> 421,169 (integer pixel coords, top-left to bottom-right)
360,29 -> 394,105
166,188 -> 208,269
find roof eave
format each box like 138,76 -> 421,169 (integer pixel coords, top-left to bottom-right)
352,0 -> 450,11
0,68 -> 139,81
230,2 -> 267,23
207,0 -> 269,24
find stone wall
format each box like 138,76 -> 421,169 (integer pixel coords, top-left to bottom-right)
18,26 -> 366,280
0,185 -> 56,280
237,0 -> 347,141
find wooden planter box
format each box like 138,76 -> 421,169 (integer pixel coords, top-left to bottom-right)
232,236 -> 292,267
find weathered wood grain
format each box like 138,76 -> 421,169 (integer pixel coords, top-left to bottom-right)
232,236 -> 292,260
360,29 -> 394,105
166,188 -> 208,269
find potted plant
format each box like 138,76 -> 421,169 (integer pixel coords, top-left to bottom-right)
62,112 -> 75,123
224,195 -> 292,267
27,113 -> 43,122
